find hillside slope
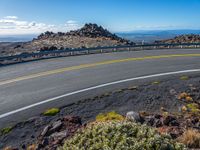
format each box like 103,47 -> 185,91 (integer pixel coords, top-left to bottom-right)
0,23 -> 134,56
155,34 -> 200,44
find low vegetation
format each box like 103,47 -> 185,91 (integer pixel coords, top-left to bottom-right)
152,81 -> 160,85
186,103 -> 200,114
0,126 -> 12,135
180,76 -> 189,80
178,129 -> 200,148
59,121 -> 184,150
178,92 -> 188,100
95,111 -> 124,122
43,108 -> 60,116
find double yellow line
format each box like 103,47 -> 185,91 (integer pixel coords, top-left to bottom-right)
1,53 -> 200,86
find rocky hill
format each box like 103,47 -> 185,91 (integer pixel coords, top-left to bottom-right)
0,23 -> 134,56
155,34 -> 200,44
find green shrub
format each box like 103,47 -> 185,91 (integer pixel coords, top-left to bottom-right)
180,76 -> 189,80
59,121 -> 185,150
43,108 -> 60,116
1,126 -> 12,135
186,103 -> 200,114
95,111 -> 124,122
152,81 -> 160,85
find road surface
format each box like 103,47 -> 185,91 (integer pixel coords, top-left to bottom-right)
0,48 -> 200,127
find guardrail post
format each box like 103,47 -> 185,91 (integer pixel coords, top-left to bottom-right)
17,58 -> 22,62
100,49 -> 103,53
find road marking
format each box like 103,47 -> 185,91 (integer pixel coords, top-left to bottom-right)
1,53 -> 200,86
1,69 -> 200,119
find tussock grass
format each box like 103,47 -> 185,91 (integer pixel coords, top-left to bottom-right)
178,129 -> 200,148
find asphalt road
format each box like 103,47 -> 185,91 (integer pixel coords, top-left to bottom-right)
1,48 -> 200,128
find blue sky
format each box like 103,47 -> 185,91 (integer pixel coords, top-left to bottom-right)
0,0 -> 200,35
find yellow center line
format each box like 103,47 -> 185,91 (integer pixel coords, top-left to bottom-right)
1,53 -> 200,86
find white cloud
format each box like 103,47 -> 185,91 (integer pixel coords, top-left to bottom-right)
0,16 -> 80,35
65,20 -> 80,31
4,16 -> 18,19
66,20 -> 77,24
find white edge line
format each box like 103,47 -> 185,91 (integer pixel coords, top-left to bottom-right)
1,69 -> 200,119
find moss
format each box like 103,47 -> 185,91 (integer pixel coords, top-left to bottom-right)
96,111 -> 124,122
152,81 -> 160,85
103,92 -> 111,97
43,108 -> 60,116
1,126 -> 12,135
115,89 -> 123,93
59,121 -> 185,150
162,111 -> 169,117
128,86 -> 138,90
180,76 -> 189,80
186,103 -> 200,114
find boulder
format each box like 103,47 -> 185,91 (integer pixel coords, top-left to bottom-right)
163,115 -> 179,126
126,111 -> 142,123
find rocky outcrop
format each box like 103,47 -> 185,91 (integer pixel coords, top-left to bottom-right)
68,23 -> 127,41
0,23 -> 134,57
37,23 -> 130,43
155,34 -> 200,44
36,116 -> 82,150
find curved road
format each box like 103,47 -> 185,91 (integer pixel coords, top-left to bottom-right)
1,48 -> 200,127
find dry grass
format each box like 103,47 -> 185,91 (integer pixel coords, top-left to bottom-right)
181,106 -> 187,112
27,144 -> 36,150
178,129 -> 200,148
178,92 -> 188,100
185,96 -> 193,101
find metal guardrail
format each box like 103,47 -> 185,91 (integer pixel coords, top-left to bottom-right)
1,43 -> 200,62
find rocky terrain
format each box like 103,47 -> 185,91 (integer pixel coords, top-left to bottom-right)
0,23 -> 133,57
155,34 -> 200,44
1,75 -> 200,149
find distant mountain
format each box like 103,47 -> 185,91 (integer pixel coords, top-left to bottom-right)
155,34 -> 200,44
117,29 -> 200,44
0,35 -> 37,42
